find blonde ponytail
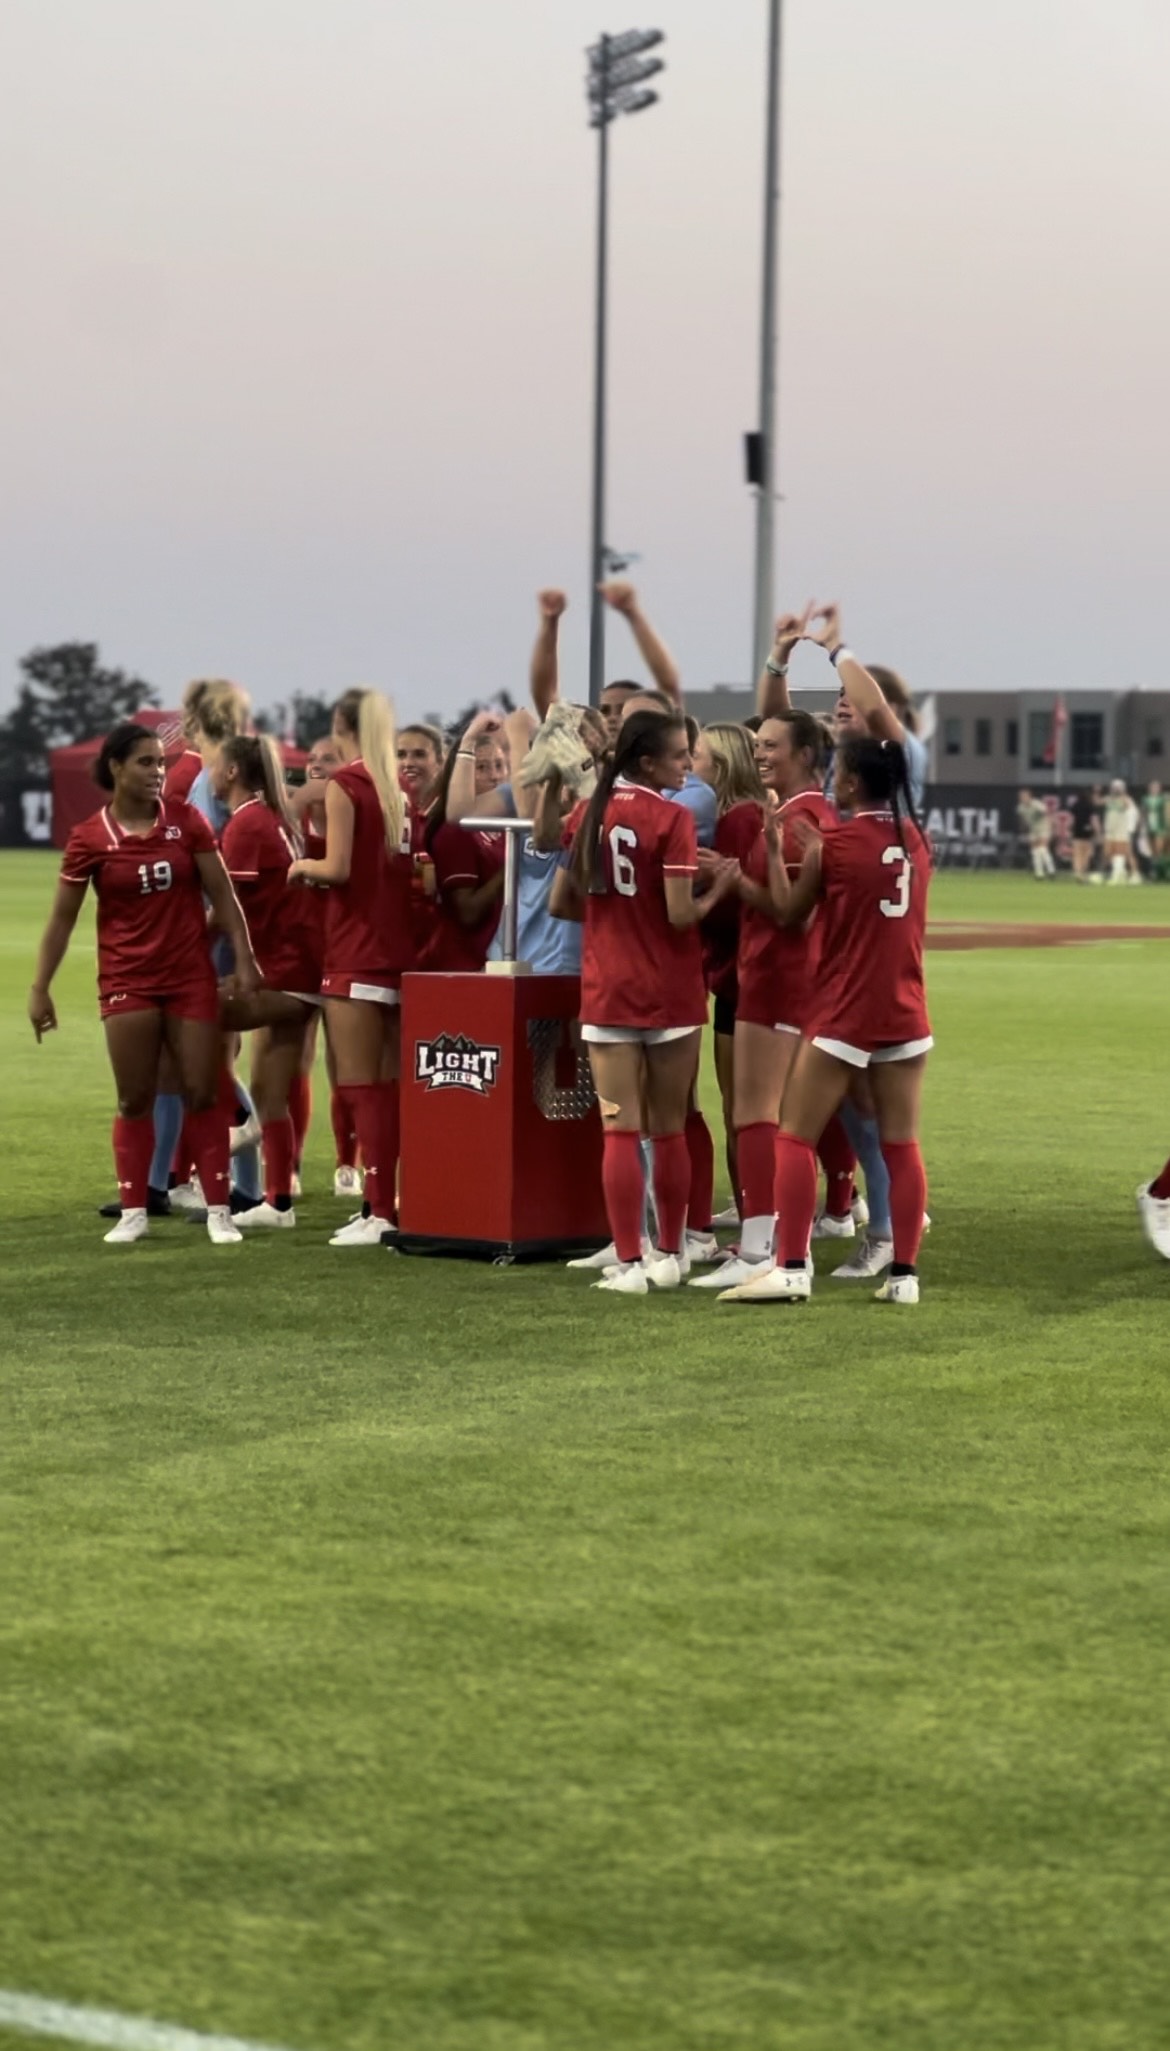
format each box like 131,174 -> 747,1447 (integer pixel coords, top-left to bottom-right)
355,689 -> 405,855
221,733 -> 297,842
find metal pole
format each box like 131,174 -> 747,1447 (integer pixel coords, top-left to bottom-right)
588,39 -> 610,707
751,0 -> 783,680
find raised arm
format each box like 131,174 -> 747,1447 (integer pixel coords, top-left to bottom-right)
599,580 -> 681,704
530,590 -> 567,720
28,879 -> 88,1038
756,607 -> 813,720
503,707 -> 540,822
808,603 -> 906,746
446,710 -> 510,825
195,849 -> 259,994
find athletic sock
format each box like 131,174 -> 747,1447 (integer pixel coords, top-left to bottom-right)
261,1115 -> 296,1206
839,1102 -> 892,1240
684,1108 -> 715,1232
113,1114 -> 155,1210
652,1132 -> 691,1257
187,1104 -> 231,1210
1150,1159 -> 1170,1201
882,1139 -> 928,1268
345,1082 -> 399,1222
287,1073 -> 312,1171
774,1133 -> 818,1266
736,1122 -> 777,1259
817,1113 -> 857,1219
330,1087 -> 358,1170
603,1131 -> 646,1264
231,1076 -> 262,1203
148,1093 -> 184,1193
891,1262 -> 917,1278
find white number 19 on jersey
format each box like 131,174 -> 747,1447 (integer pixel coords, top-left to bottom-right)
879,846 -> 911,919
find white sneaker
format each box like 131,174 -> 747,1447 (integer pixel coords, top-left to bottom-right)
831,1235 -> 894,1280
812,1211 -> 855,1240
851,1192 -> 870,1228
593,1263 -> 649,1295
104,1207 -> 148,1245
168,1178 -> 205,1213
329,1213 -> 392,1246
1137,1181 -> 1170,1260
689,1255 -> 773,1291
644,1252 -> 685,1290
874,1273 -> 919,1305
291,1171 -> 303,1200
568,1237 -> 652,1270
711,1203 -> 741,1228
235,1202 -> 295,1230
684,1230 -> 720,1263
333,1164 -> 363,1199
206,1205 -> 243,1245
719,1264 -> 811,1305
230,1111 -> 262,1157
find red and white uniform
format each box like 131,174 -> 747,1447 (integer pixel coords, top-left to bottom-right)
61,798 -> 219,1021
579,778 -> 706,1036
702,799 -> 763,1015
319,760 -> 415,1001
736,790 -> 838,1033
807,809 -> 932,1065
164,750 -> 203,804
221,799 -> 323,997
423,821 -> 505,972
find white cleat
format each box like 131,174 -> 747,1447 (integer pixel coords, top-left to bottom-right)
719,1264 -> 811,1305
684,1230 -> 720,1264
206,1205 -> 243,1245
1137,1182 -> 1170,1261
812,1211 -> 856,1240
235,1201 -> 296,1230
329,1212 -> 392,1247
333,1164 -> 363,1199
167,1178 -> 205,1213
230,1111 -> 262,1157
710,1203 -> 741,1229
104,1207 -> 149,1245
874,1273 -> 919,1305
831,1235 -> 894,1280
689,1255 -> 773,1291
644,1252 -> 686,1290
593,1262 -> 649,1295
851,1192 -> 870,1228
568,1237 -> 653,1270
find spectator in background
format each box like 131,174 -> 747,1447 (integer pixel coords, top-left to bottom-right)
1017,789 -> 1056,878
1142,781 -> 1166,876
1069,787 -> 1099,882
1103,779 -> 1141,885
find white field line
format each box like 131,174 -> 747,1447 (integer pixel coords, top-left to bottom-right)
0,1991 -> 309,2051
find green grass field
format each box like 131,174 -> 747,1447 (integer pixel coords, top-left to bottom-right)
3,850 -> 1170,2051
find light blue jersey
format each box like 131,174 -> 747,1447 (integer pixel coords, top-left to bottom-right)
670,772 -> 718,848
488,833 -> 581,974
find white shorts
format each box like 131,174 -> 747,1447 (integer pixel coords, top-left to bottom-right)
282,991 -> 324,1009
581,1024 -> 700,1047
321,979 -> 401,1007
811,1033 -> 934,1070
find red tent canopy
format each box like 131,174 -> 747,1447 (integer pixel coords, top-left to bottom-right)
48,712 -> 309,848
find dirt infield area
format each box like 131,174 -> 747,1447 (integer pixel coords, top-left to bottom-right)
929,923 -> 1170,951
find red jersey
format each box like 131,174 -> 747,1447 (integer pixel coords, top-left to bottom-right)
736,790 -> 838,1031
164,750 -> 203,804
424,821 -> 505,972
61,798 -> 218,1001
808,810 -> 931,1051
702,799 -> 763,1004
221,799 -> 323,994
322,761 -> 416,982
578,778 -> 706,1029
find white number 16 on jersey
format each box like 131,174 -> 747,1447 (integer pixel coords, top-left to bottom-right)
879,845 -> 911,919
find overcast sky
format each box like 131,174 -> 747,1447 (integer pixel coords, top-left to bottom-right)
1,0 -> 1167,718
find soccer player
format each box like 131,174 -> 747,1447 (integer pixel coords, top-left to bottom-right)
287,687 -> 414,1246
422,714 -> 508,970
689,708 -> 838,1292
396,724 -> 445,807
290,735 -> 360,1197
721,731 -> 931,1308
1137,1162 -> 1170,1260
213,735 -> 325,1228
29,721 -> 259,1246
550,710 -> 739,1295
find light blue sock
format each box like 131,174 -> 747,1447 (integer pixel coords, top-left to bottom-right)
640,1136 -> 655,1243
231,1078 -> 263,1202
149,1093 -> 184,1191
839,1103 -> 892,1240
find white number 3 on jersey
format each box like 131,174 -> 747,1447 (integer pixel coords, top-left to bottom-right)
879,845 -> 911,919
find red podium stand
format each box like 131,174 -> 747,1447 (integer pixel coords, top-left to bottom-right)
398,971 -> 608,1260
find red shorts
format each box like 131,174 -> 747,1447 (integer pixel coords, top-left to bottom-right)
320,973 -> 402,1006
736,974 -> 815,1036
99,979 -> 219,1025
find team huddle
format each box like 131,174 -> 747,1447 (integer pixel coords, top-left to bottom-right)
27,583 -> 1170,1295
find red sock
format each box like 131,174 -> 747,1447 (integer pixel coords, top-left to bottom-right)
685,1108 -> 714,1231
737,1121 -> 777,1222
287,1073 -> 311,1169
653,1132 -> 691,1256
602,1131 -> 645,1263
113,1114 -> 154,1209
774,1133 -> 818,1264
187,1104 -> 231,1209
1150,1157 -> 1170,1201
330,1087 -> 358,1170
345,1082 -> 400,1222
882,1140 -> 928,1267
261,1116 -> 295,1205
817,1114 -> 857,1219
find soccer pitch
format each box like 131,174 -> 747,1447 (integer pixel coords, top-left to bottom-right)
3,851 -> 1170,2051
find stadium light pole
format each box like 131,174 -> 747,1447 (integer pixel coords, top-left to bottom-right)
586,29 -> 665,706
749,0 -> 784,680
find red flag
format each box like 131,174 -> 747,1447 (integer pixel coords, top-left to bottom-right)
1042,695 -> 1068,767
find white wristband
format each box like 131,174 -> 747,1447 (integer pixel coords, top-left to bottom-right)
828,645 -> 854,670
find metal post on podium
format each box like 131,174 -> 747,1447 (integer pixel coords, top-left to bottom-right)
462,816 -> 535,976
